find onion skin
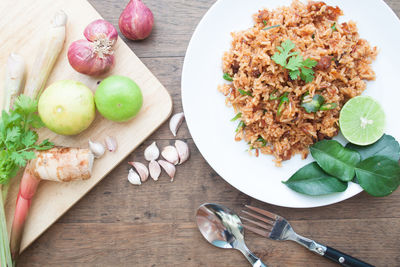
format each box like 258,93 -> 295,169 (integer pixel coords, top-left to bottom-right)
67,39 -> 114,76
84,19 -> 118,43
119,0 -> 154,40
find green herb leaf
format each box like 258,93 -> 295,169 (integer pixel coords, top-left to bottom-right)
283,162 -> 348,196
269,90 -> 279,100
301,93 -> 325,113
286,55 -> 304,71
320,103 -> 337,111
302,58 -> 318,68
263,24 -> 281,31
238,89 -> 253,96
300,66 -> 315,83
355,156 -> 400,197
310,140 -> 361,181
271,40 -> 297,67
331,22 -> 337,31
289,69 -> 300,80
312,33 -> 315,39
262,20 -> 268,26
231,113 -> 242,122
223,73 -> 233,81
235,121 -> 245,132
346,134 -> 400,161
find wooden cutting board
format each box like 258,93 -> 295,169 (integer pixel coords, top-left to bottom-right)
0,0 -> 172,252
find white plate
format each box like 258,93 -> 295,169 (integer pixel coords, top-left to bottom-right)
182,0 -> 400,208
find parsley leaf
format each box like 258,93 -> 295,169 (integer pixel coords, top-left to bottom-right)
272,40 -> 318,83
0,95 -> 54,185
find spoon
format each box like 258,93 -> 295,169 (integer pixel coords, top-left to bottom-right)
196,203 -> 267,267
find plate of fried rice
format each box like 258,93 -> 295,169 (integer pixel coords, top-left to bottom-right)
181,0 -> 400,207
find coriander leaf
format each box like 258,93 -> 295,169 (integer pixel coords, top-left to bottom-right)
272,40 -> 296,67
13,95 -> 37,115
346,134 -> 400,161
5,127 -> 20,143
29,114 -> 44,129
302,58 -> 318,68
283,162 -> 348,196
223,73 -> 233,81
355,156 -> 400,197
231,113 -> 242,122
289,69 -> 300,80
263,20 -> 267,26
21,150 -> 36,161
238,89 -> 253,96
310,140 -> 361,181
10,151 -> 27,167
286,55 -> 304,71
21,131 -> 38,147
300,66 -> 315,83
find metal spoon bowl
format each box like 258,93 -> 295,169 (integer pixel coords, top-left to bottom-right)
196,203 -> 267,267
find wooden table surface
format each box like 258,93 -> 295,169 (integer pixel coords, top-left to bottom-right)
18,1 -> 400,266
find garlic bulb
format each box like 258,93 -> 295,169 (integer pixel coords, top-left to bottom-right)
169,112 -> 185,137
128,161 -> 149,182
88,139 -> 105,158
105,136 -> 118,152
149,160 -> 161,181
175,140 -> 190,164
144,141 -> 159,161
161,146 -> 179,165
158,160 -> 176,182
128,168 -> 141,185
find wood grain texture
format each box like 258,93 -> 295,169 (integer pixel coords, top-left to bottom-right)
0,0 -> 172,253
13,0 -> 400,266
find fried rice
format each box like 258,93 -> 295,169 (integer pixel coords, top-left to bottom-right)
218,0 -> 377,166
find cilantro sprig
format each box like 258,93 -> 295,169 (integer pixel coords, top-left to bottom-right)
0,95 -> 54,185
271,40 -> 318,83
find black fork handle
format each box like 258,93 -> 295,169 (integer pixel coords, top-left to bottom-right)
323,246 -> 375,267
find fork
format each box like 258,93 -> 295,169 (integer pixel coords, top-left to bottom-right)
241,205 -> 375,267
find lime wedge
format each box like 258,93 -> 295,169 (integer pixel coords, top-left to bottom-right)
339,96 -> 385,146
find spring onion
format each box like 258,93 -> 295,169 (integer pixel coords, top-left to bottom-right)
223,73 -> 233,81
263,24 -> 281,31
238,89 -> 253,96
231,113 -> 242,121
277,92 -> 289,116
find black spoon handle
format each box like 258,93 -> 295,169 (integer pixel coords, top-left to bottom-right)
323,246 -> 375,267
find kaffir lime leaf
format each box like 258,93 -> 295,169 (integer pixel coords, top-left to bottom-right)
339,96 -> 385,146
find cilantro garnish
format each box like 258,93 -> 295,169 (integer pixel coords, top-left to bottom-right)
271,40 -> 318,83
0,95 -> 54,184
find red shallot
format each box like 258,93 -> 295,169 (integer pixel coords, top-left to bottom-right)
68,19 -> 118,76
119,0 -> 154,40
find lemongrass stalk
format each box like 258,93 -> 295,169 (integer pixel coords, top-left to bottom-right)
0,185 -> 13,267
2,53 -> 25,112
10,168 -> 40,262
23,10 -> 67,100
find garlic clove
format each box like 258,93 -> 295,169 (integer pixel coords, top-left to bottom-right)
175,140 -> 190,164
128,168 -> 141,185
128,161 -> 149,182
149,160 -> 161,181
169,112 -> 185,137
144,141 -> 159,161
88,139 -> 105,158
105,135 -> 118,152
158,160 -> 176,182
161,145 -> 179,165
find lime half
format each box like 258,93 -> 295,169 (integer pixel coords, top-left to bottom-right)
339,96 -> 385,146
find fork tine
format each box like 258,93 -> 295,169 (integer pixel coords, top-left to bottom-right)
241,210 -> 275,226
240,216 -> 273,231
242,224 -> 270,238
245,205 -> 278,220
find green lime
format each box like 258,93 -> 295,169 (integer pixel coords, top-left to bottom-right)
339,96 -> 385,146
95,75 -> 143,122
